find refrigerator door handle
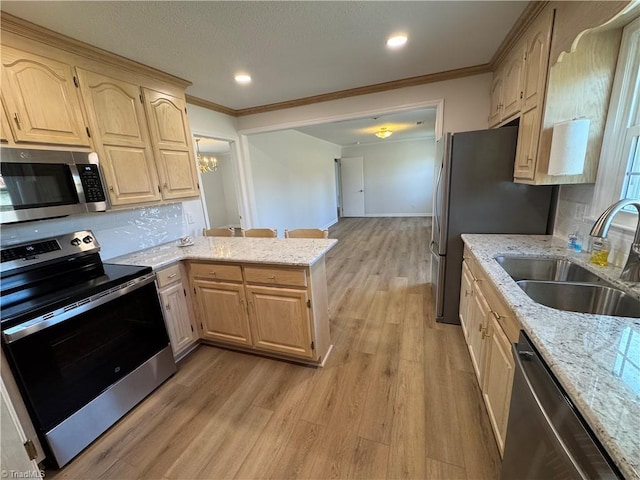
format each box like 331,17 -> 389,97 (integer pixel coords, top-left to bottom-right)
429,240 -> 438,257
434,164 -> 443,243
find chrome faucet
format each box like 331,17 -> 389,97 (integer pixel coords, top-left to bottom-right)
590,199 -> 640,281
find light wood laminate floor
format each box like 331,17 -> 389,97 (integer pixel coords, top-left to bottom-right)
48,217 -> 501,480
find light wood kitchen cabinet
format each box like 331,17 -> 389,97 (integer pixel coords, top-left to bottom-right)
513,106 -> 541,180
460,248 -> 519,457
501,45 -> 525,120
1,104 -> 12,143
521,11 -> 553,113
76,68 -> 162,206
488,70 -> 504,127
482,313 -> 515,456
245,285 -> 314,359
466,279 -> 490,384
188,259 -> 331,365
156,263 -> 198,360
190,263 -> 252,347
488,44 -> 525,126
1,16 -> 199,207
142,88 -> 200,200
490,4 -> 630,185
459,260 -> 474,340
0,46 -> 90,147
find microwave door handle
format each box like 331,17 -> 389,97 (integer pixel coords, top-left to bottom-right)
68,163 -> 86,204
511,345 -> 589,480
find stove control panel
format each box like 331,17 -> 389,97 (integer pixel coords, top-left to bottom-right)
1,230 -> 100,273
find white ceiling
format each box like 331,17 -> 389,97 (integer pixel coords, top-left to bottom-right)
296,107 -> 437,146
1,1 -> 527,112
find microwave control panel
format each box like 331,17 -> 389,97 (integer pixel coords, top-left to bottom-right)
78,165 -> 107,203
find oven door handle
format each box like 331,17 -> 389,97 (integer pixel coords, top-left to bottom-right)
2,273 -> 156,344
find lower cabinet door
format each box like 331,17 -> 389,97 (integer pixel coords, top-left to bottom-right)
159,283 -> 197,357
482,314 -> 515,456
194,280 -> 252,346
245,285 -> 314,359
459,261 -> 475,340
467,283 -> 490,384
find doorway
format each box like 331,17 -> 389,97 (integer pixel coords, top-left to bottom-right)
340,156 -> 365,217
194,135 -> 242,229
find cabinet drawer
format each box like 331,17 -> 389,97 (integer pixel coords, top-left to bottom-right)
477,277 -> 520,344
189,262 -> 243,283
156,263 -> 182,288
244,266 -> 307,288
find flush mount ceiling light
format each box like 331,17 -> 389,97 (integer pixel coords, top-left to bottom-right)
234,73 -> 252,84
195,138 -> 218,173
375,127 -> 393,139
386,35 -> 408,48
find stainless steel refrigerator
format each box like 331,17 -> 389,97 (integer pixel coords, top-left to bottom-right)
430,126 -> 555,324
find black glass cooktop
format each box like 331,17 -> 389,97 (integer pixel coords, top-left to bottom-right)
0,253 -> 151,329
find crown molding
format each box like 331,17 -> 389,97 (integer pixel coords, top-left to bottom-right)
490,1 -> 550,69
185,95 -> 237,117
1,12 -> 192,89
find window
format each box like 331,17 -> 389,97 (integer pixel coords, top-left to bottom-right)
592,16 -> 640,226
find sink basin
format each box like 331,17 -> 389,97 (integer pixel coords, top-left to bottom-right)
495,256 -> 610,285
517,280 -> 640,317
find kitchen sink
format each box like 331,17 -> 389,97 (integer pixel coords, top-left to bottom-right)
516,280 -> 640,317
495,256 -> 610,285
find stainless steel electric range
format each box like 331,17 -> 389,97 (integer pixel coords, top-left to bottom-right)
0,231 -> 176,468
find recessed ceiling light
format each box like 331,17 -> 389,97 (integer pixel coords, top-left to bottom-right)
234,74 -> 252,84
387,35 -> 408,48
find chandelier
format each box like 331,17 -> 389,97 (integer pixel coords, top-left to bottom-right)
195,138 -> 218,173
375,127 -> 393,139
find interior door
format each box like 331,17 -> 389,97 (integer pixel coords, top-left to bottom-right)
340,156 -> 365,217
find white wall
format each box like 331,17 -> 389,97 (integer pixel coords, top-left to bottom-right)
341,138 -> 435,216
200,153 -> 240,227
247,130 -> 341,235
187,104 -> 256,227
236,74 -> 491,135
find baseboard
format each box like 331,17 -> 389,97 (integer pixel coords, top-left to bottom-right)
321,218 -> 339,230
363,213 -> 432,218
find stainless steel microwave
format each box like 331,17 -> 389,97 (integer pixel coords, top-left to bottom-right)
0,147 -> 108,224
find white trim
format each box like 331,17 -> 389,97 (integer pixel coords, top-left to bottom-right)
363,213 -> 432,218
592,16 -> 640,229
321,218 -> 339,230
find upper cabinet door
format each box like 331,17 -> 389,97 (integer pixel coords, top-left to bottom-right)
1,102 -> 13,144
522,10 -> 553,113
76,68 -> 161,205
489,71 -> 504,127
501,45 -> 525,120
0,46 -> 90,147
142,88 -> 200,200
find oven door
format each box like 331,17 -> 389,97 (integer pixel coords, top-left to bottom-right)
2,279 -> 170,433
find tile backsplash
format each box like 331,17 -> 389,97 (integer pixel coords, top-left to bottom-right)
0,202 -> 201,260
554,184 -> 635,267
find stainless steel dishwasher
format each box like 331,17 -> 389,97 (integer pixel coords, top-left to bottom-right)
500,332 -> 622,480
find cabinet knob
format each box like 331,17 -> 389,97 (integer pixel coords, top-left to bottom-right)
167,273 -> 177,279
209,271 -> 217,278
482,328 -> 490,339
268,275 -> 276,281
12,112 -> 22,130
478,323 -> 484,332
109,185 -> 114,191
165,303 -> 170,311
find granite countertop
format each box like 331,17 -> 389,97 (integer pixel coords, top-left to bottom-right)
108,236 -> 338,270
462,234 -> 640,480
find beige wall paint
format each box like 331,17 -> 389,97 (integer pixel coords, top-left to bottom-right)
236,73 -> 492,135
